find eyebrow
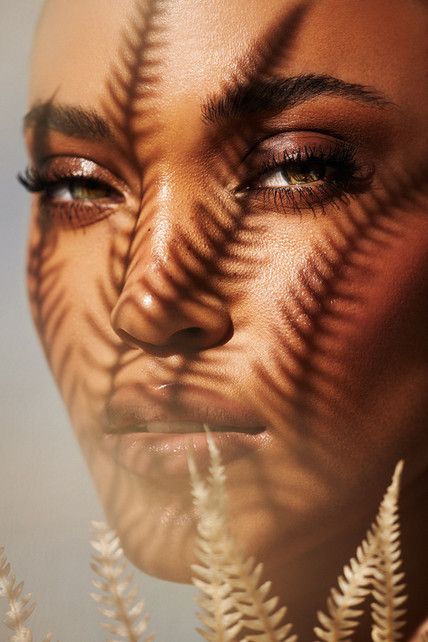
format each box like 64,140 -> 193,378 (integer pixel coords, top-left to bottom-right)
201,73 -> 393,124
24,73 -> 393,144
23,102 -> 113,142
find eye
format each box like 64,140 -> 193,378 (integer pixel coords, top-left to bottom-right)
45,177 -> 122,203
257,159 -> 340,189
239,134 -> 374,214
18,159 -> 127,229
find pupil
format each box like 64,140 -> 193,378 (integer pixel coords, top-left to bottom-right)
282,162 -> 326,185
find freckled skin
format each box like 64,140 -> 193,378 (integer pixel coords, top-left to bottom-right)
26,0 -> 428,638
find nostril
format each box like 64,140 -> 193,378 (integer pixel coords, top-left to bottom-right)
176,327 -> 203,337
170,326 -> 205,344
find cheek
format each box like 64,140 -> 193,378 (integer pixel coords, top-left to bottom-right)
335,215 -> 428,415
26,210 -> 130,434
242,200 -> 428,451
232,215 -> 321,330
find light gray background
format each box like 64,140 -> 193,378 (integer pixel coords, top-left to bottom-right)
0,2 -> 198,640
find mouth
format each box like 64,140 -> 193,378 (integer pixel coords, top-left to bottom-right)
130,421 -> 265,434
100,385 -> 267,478
103,420 -> 265,435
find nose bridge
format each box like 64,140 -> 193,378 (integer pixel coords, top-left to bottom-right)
110,171 -> 233,352
125,172 -> 195,298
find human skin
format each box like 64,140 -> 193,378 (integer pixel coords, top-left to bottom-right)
23,0 -> 428,638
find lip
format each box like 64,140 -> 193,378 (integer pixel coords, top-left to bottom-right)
100,384 -> 267,479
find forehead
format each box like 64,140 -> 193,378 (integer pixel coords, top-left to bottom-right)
30,0 -> 427,121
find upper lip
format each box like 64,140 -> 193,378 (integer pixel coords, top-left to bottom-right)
101,384 -> 266,435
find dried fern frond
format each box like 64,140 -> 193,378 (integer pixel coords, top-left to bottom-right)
315,462 -> 406,642
370,461 -> 406,642
189,453 -> 242,642
314,526 -> 378,642
0,546 -> 53,642
205,430 -> 297,642
90,521 -> 154,642
189,427 -> 296,642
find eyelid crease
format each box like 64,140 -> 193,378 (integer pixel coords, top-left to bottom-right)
18,166 -> 125,201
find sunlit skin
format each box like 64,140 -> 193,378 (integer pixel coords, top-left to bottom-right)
24,0 -> 428,638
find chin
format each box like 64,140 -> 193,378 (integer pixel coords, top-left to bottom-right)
86,449 -> 199,581
111,499 -> 199,583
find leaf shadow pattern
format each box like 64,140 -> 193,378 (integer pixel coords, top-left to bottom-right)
77,0 -> 175,557
86,0 -> 311,405
74,0 -> 312,564
25,98 -> 81,411
81,0 -> 171,405
232,147 -> 427,640
250,158 -> 428,439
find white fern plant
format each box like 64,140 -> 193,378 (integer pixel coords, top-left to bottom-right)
0,431 -> 423,642
90,522 -> 154,642
188,430 -> 297,642
0,548 -> 52,642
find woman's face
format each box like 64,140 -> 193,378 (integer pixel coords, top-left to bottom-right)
26,0 -> 428,585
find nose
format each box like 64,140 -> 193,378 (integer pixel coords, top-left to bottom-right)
110,268 -> 233,354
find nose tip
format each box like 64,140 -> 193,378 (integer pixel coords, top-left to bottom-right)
110,286 -> 233,354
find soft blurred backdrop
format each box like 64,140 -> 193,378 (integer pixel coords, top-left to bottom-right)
0,2 -> 198,639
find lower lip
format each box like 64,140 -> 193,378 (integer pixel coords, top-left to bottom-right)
101,429 -> 266,480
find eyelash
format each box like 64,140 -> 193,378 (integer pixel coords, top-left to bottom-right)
18,166 -> 124,228
240,144 -> 371,214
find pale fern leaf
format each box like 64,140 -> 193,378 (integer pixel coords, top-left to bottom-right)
90,521 -> 154,642
204,429 -> 297,642
315,461 -> 407,642
314,518 -> 378,641
189,452 -> 242,642
0,548 -> 36,642
370,460 -> 407,642
0,551 -> 54,642
190,427 -> 296,642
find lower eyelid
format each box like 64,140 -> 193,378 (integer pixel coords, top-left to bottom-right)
40,199 -> 115,229
245,180 -> 358,215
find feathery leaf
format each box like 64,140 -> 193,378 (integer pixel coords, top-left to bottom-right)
370,461 -> 407,642
190,426 -> 296,642
0,547 -> 54,642
90,521 -> 154,642
315,462 -> 406,642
